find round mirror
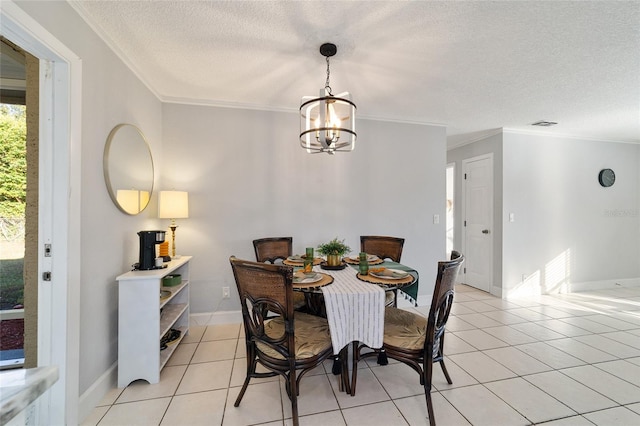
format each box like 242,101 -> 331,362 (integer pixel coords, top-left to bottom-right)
103,124 -> 154,215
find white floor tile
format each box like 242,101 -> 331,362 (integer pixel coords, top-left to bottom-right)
483,346 -> 553,375
202,323 -> 241,341
80,406 -> 108,426
341,400 -> 408,426
371,362 -> 425,399
191,338 -> 237,363
515,342 -> 585,369
523,370 -> 617,413
87,286 -> 640,426
294,410 -> 346,426
593,359 -> 640,386
482,326 -> 538,345
394,393 -> 472,426
161,389 -> 227,425
440,384 -> 528,426
573,334 -> 640,358
331,367 -> 390,409
452,329 -> 509,350
181,325 -> 205,343
534,319 -> 592,337
116,365 -> 187,403
546,338 -> 618,364
280,374 -> 340,418
511,322 -> 566,341
454,313 -> 503,328
582,406 -> 640,425
484,377 -> 576,423
559,365 -> 640,405
223,381 -> 284,425
165,342 -> 197,366
98,398 -> 171,426
448,351 -> 517,383
176,359 -> 233,394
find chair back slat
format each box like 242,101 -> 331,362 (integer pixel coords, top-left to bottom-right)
360,236 -> 405,262
425,255 -> 464,358
230,257 -> 295,355
253,237 -> 293,264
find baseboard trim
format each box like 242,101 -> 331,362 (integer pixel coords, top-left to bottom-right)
78,361 -> 117,423
190,310 -> 242,326
551,277 -> 640,294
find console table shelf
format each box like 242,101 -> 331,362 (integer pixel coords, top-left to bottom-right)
117,256 -> 192,388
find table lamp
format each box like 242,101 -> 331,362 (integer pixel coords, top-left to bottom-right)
158,190 -> 189,258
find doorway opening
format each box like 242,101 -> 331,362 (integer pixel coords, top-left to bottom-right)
446,163 -> 455,258
0,36 -> 37,370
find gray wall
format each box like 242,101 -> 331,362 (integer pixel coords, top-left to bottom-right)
162,103 -> 448,313
447,132 -> 504,294
15,0 -> 163,397
502,131 -> 640,295
448,129 -> 640,298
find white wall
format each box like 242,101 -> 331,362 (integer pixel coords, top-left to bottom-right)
502,131 -> 640,296
447,132 -> 504,294
162,103 -> 448,312
449,129 -> 640,299
14,0 -> 163,404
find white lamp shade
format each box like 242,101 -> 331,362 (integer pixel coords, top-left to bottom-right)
158,191 -> 189,219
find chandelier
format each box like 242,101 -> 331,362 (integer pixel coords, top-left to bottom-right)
299,43 -> 357,154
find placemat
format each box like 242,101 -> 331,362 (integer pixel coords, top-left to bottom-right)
343,256 -> 384,266
356,272 -> 414,286
283,257 -> 323,266
292,273 -> 334,290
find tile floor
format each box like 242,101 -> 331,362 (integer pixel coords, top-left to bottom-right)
84,284 -> 640,425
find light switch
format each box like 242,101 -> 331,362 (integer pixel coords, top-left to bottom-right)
509,213 -> 515,222
433,214 -> 440,224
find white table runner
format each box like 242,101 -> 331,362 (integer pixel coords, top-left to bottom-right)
319,267 -> 385,354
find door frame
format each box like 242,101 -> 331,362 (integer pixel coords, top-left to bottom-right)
461,153 -> 494,292
1,2 -> 82,424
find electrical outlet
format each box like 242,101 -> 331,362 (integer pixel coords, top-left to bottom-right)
222,287 -> 230,299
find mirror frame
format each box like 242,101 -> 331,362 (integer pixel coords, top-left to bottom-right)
103,123 -> 155,215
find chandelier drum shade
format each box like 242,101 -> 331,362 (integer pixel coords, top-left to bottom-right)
300,43 -> 356,154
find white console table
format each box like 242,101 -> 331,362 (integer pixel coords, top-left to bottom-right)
116,256 -> 191,388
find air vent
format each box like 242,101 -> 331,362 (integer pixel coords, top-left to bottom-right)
531,120 -> 558,127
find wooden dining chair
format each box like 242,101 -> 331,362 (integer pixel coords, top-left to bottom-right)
360,235 -> 405,306
253,237 -> 293,264
229,256 -> 334,426
352,252 -> 464,426
252,237 -> 307,310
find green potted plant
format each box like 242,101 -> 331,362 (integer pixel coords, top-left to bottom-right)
317,237 -> 351,266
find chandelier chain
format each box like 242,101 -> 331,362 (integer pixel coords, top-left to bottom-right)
325,56 -> 333,95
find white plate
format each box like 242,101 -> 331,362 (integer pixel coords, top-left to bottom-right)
293,273 -> 322,284
287,256 -> 305,262
369,269 -> 409,280
349,254 -> 379,262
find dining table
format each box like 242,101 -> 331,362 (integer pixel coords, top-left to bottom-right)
285,255 -> 419,395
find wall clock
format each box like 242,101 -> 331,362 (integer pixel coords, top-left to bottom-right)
598,168 -> 615,187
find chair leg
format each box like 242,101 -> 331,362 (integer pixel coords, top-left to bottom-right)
426,389 -> 436,426
290,371 -> 299,426
234,355 -> 256,407
439,359 -> 452,384
234,376 -> 251,407
350,342 -> 358,396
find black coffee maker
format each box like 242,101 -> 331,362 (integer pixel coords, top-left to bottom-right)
135,230 -> 166,270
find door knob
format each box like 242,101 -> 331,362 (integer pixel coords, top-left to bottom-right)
482,229 -> 490,234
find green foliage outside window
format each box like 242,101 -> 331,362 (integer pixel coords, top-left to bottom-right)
0,104 -> 27,219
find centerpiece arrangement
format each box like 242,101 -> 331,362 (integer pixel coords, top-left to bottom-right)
317,237 -> 351,267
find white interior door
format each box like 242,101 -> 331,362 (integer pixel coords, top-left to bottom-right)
462,154 -> 493,293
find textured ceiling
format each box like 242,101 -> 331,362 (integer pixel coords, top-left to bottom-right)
69,0 -> 640,146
